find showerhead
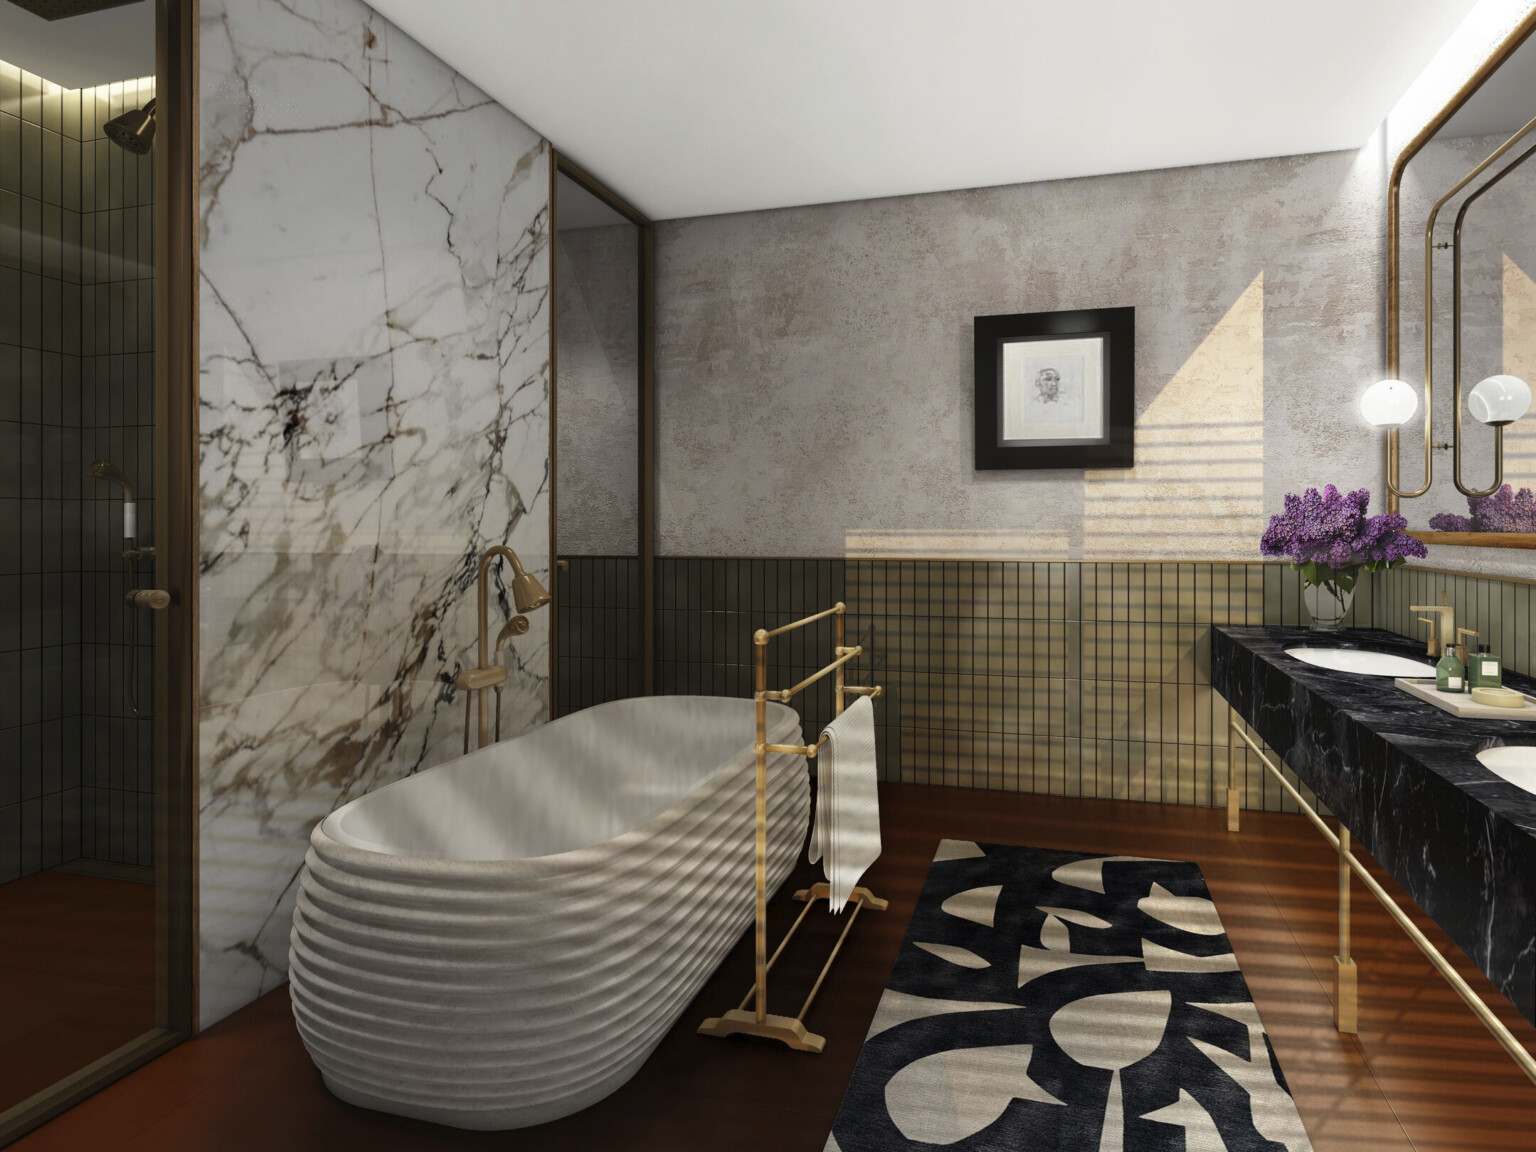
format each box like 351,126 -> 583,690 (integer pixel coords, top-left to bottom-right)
87,460 -> 129,488
104,97 -> 156,155
88,458 -> 132,493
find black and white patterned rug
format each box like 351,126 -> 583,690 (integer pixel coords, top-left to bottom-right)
825,841 -> 1312,1151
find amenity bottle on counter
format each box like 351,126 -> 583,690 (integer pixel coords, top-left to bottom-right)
1469,644 -> 1503,690
1436,646 -> 1465,693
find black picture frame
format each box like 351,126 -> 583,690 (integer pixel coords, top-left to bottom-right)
974,307 -> 1135,470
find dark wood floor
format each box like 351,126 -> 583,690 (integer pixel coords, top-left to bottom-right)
0,871 -> 156,1118
15,783 -> 1536,1150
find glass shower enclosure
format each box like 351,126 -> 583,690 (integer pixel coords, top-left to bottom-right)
0,0 -> 194,1139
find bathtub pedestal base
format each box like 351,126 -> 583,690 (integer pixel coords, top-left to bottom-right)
696,1008 -> 826,1052
316,1041 -> 654,1131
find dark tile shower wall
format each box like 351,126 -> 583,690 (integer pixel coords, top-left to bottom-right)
0,62 -> 155,884
556,556 -> 642,715
562,557 -> 1354,815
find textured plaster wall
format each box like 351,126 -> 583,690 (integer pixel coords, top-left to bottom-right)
655,149 -> 1385,559
555,223 -> 639,556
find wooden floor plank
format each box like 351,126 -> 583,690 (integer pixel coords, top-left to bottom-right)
14,784 -> 1536,1150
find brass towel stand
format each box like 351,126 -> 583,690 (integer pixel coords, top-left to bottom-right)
698,601 -> 885,1053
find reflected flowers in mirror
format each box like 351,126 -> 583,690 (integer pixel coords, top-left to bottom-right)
1428,484 -> 1536,533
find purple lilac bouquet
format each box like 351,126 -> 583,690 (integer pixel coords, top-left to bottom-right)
1260,485 -> 1427,595
1427,484 -> 1536,532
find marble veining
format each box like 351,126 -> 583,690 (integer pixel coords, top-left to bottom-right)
1213,625 -> 1536,1023
198,0 -> 549,1028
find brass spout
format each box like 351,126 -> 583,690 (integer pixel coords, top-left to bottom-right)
495,615 -> 531,655
472,546 -> 550,749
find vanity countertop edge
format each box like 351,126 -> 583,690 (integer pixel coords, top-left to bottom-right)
1211,624 -> 1536,1025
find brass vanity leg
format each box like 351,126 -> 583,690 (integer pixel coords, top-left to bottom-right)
1334,824 -> 1359,1033
1226,717 -> 1241,833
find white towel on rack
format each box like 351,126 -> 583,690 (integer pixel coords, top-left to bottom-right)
807,695 -> 880,913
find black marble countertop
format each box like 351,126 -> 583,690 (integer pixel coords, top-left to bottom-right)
1212,625 -> 1536,1023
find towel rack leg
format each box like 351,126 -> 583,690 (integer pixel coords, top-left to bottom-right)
793,883 -> 889,912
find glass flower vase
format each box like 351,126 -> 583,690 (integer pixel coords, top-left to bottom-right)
1303,581 -> 1354,631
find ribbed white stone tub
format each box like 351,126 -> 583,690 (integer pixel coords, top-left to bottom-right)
288,695 -> 810,1130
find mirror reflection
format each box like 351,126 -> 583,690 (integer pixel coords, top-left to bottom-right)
1397,31 -> 1536,532
553,170 -> 644,712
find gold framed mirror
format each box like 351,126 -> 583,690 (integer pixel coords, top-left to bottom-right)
1388,9 -> 1536,549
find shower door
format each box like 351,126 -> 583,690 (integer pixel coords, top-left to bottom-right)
0,0 -> 195,1143
551,154 -> 655,715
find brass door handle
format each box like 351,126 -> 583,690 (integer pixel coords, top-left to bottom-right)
126,589 -> 171,610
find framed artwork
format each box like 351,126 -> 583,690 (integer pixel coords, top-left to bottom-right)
973,307 -> 1135,470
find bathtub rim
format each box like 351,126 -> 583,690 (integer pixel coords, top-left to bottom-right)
311,695 -> 804,872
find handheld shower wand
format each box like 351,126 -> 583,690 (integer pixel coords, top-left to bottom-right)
87,459 -> 137,543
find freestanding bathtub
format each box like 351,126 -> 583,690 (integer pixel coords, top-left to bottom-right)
288,695 -> 810,1130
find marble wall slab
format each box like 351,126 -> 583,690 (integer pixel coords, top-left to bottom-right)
198,0 -> 549,1028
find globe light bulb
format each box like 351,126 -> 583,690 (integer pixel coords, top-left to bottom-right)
1468,374 -> 1532,427
1359,379 -> 1419,427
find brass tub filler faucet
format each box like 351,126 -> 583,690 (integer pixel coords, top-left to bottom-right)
459,545 -> 551,752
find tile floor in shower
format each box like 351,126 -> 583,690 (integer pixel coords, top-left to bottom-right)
0,871 -> 155,1116
14,783 -> 1536,1151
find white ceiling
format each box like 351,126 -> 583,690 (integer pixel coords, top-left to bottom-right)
369,0 -> 1483,221
1440,25 -> 1536,139
0,0 -> 154,89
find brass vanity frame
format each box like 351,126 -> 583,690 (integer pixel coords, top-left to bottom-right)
1225,718 -> 1536,1085
698,602 -> 884,1052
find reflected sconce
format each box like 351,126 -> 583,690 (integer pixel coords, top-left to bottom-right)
1468,374 -> 1533,427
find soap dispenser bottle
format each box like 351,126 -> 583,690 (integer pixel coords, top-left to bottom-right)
1470,644 -> 1503,689
1436,645 -> 1466,693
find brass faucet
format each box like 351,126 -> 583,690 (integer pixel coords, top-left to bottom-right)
458,545 -> 551,752
1411,592 -> 1455,658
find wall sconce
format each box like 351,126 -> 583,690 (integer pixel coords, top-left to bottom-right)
1360,379 -> 1419,427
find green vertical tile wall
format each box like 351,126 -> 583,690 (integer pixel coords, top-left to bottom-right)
579,558 -> 1339,814
1371,565 -> 1536,676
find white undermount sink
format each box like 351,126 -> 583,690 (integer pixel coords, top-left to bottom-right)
1477,746 -> 1536,794
1284,647 -> 1437,677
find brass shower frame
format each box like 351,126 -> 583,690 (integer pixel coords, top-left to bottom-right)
548,151 -> 656,716
0,0 -> 199,1142
1386,9 -> 1536,515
